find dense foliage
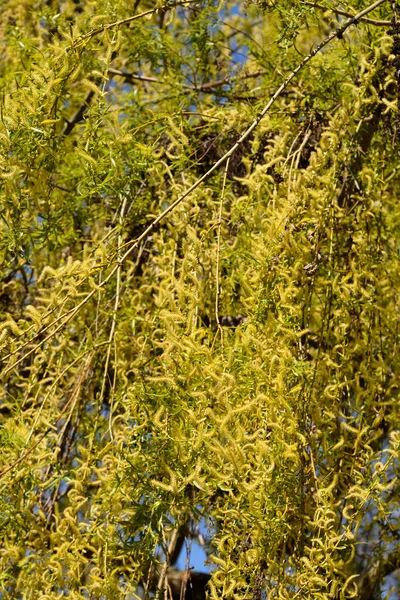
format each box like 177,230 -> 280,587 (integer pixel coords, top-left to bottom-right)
0,0 -> 399,598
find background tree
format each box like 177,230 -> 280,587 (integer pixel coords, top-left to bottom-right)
0,0 -> 399,598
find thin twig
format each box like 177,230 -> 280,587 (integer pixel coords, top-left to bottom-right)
215,157 -> 230,347
221,19 -> 276,67
106,195 -> 126,440
0,354 -> 93,479
56,356 -> 89,445
157,528 -> 180,598
108,68 -> 158,84
302,1 -> 390,26
109,67 -> 266,91
25,344 -> 89,445
389,0 -> 398,24
73,0 -> 200,47
288,129 -> 312,193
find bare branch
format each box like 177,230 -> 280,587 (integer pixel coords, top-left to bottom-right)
108,68 -> 234,91
108,68 -> 158,84
157,528 -> 180,597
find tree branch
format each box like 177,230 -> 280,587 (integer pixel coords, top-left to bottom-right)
108,67 -> 262,92
357,552 -> 400,600
108,68 -> 158,84
3,0 -> 388,377
337,100 -> 383,207
150,566 -> 210,600
61,89 -> 95,137
303,1 -> 390,25
73,0 -> 201,48
157,528 -> 180,597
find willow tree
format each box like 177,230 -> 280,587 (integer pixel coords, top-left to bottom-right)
0,0 -> 399,598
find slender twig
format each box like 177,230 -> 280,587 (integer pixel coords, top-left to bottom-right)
302,1 -> 390,26
0,354 -> 93,479
288,129 -> 312,192
389,0 -> 398,24
3,0 -> 387,376
180,537 -> 192,600
106,196 -> 126,440
221,19 -> 276,66
25,345 -> 89,445
108,67 -> 266,91
56,355 -> 90,445
215,157 -> 230,347
108,68 -> 158,84
157,528 -> 180,598
72,0 -> 200,48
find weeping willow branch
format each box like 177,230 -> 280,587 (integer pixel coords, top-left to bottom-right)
157,528 -> 180,598
214,157 -> 230,346
302,1 -> 390,26
106,196 -> 126,440
1,0 -> 388,377
0,353 -> 93,479
72,0 -> 201,48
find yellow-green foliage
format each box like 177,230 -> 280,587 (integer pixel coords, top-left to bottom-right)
0,0 -> 399,599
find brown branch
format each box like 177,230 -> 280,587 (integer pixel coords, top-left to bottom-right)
337,100 -> 383,207
191,78 -> 230,91
151,566 -> 210,600
108,67 -> 267,93
108,68 -> 230,91
107,68 -> 158,84
302,1 -> 390,26
165,568 -> 210,600
169,525 -> 188,567
157,528 -> 180,597
357,552 -> 400,600
61,89 -> 95,136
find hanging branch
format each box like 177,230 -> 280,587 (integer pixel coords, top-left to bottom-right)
214,156 -> 230,346
157,528 -> 180,599
108,68 -> 158,84
0,353 -> 93,479
1,0 -> 388,377
71,0 -> 201,49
